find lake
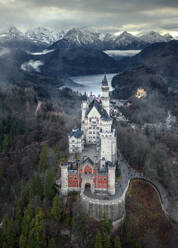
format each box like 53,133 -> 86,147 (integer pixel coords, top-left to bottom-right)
69,73 -> 117,95
60,49 -> 141,95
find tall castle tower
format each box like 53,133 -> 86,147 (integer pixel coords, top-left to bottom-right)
101,75 -> 110,115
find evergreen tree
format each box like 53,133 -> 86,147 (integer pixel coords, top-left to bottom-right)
114,235 -> 122,248
101,212 -> 112,234
0,161 -> 3,185
95,230 -> 103,248
44,170 -> 54,201
1,215 -> 9,248
19,234 -> 27,248
51,194 -> 62,222
29,174 -> 43,200
21,203 -> 33,238
29,207 -> 46,248
48,238 -> 56,248
89,238 -> 94,248
6,220 -> 16,248
16,198 -> 24,233
2,135 -> 9,154
54,145 -> 61,160
39,144 -> 48,171
103,232 -> 111,248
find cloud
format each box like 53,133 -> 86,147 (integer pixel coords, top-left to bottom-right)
0,47 -> 10,56
21,60 -> 44,72
0,0 -> 178,34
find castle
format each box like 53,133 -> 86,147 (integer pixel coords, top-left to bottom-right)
61,75 -> 117,196
59,76 -> 176,224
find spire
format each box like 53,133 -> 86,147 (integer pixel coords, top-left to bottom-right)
102,74 -> 108,87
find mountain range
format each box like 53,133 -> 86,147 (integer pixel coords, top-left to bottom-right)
0,26 -> 174,51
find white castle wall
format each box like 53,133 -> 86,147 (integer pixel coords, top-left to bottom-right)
100,136 -> 113,161
61,164 -> 68,195
108,166 -> 116,195
85,107 -> 101,144
69,135 -> 84,153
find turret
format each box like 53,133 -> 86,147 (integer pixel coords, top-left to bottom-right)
82,100 -> 88,121
101,75 -> 110,115
100,117 -> 113,162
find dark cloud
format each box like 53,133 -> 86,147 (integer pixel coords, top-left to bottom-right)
0,0 -> 178,35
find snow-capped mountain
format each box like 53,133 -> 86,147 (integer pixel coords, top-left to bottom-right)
102,33 -> 116,48
25,27 -> 65,45
138,31 -> 173,44
113,31 -> 146,49
50,28 -> 146,50
49,27 -> 104,50
58,27 -> 103,49
0,26 -> 24,40
0,26 -> 175,51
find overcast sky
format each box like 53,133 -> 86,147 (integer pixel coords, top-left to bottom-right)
1,0 -> 178,36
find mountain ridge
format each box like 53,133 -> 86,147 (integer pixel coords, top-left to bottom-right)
0,26 -> 175,50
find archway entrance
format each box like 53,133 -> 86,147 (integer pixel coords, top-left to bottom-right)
85,183 -> 91,191
81,173 -> 95,194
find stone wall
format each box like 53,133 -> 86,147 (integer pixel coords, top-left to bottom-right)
80,192 -> 126,221
61,164 -> 68,196
80,180 -> 130,222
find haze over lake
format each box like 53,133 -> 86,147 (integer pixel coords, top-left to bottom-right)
104,49 -> 141,60
59,49 -> 142,95
69,73 -> 117,95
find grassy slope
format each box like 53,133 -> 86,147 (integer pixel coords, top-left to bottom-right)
123,180 -> 177,248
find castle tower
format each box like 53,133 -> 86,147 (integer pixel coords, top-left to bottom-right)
61,163 -> 68,195
81,99 -> 88,121
100,118 -> 113,162
101,75 -> 110,115
108,162 -> 116,195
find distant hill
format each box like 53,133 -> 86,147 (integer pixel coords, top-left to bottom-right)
36,47 -> 119,77
0,45 -> 119,98
7,46 -> 119,77
112,41 -> 178,122
115,40 -> 178,78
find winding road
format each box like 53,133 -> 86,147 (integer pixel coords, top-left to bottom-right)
118,154 -> 178,223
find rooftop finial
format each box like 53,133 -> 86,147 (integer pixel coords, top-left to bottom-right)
102,74 -> 108,86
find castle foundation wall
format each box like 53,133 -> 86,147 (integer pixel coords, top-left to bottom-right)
80,192 -> 126,222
